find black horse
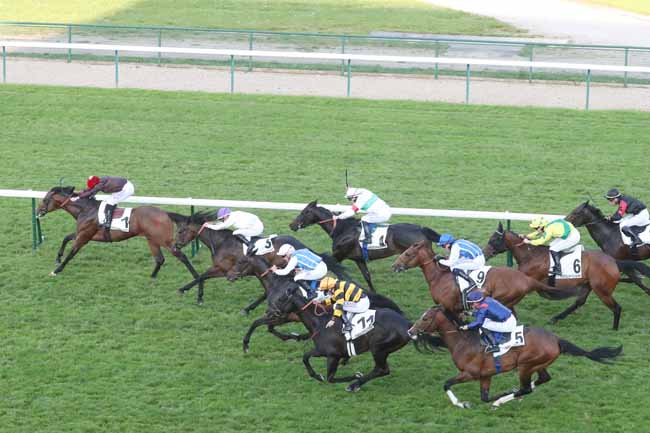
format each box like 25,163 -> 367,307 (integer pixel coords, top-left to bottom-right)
268,283 -> 441,392
227,254 -> 405,353
289,200 -> 441,291
167,210 -> 349,306
566,201 -> 650,295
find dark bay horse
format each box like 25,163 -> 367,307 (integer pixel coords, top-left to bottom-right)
269,284 -> 442,392
484,222 -> 623,329
391,241 -> 574,315
410,307 -> 621,409
168,210 -> 349,306
227,254 -> 405,353
566,201 -> 650,294
37,186 -> 200,281
289,200 -> 440,292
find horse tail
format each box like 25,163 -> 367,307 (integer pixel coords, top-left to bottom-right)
617,259 -> 650,278
319,253 -> 351,281
413,333 -> 446,353
421,227 -> 440,242
366,291 -> 404,316
559,339 -> 622,364
533,280 -> 580,300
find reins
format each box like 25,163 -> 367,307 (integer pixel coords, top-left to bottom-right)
317,217 -> 337,235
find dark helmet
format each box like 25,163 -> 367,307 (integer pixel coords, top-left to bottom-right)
466,291 -> 485,303
604,188 -> 621,200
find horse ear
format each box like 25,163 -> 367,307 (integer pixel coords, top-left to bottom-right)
63,186 -> 75,195
308,200 -> 317,207
498,221 -> 504,231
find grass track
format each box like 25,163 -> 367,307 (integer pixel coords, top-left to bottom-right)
1,85 -> 650,433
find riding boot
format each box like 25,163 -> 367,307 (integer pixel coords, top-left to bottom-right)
296,280 -> 315,297
103,204 -> 116,229
622,227 -> 643,247
549,250 -> 562,276
482,329 -> 500,353
343,314 -> 353,332
361,221 -> 373,241
234,234 -> 253,253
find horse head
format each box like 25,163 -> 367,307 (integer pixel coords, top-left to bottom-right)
408,306 -> 461,340
268,284 -> 305,317
289,200 -> 326,231
172,210 -> 216,249
392,240 -> 432,273
483,222 -> 508,259
566,200 -> 606,227
37,186 -> 75,217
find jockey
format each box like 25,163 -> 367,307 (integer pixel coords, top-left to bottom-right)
201,208 -> 264,254
437,233 -> 485,292
335,187 -> 391,246
605,188 -> 650,247
316,276 -> 369,332
523,217 -> 580,276
459,291 -> 517,353
73,176 -> 135,228
271,244 -> 328,292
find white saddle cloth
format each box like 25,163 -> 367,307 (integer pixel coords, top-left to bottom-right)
246,235 -> 277,255
489,325 -> 526,358
98,202 -> 132,233
550,246 -> 583,279
619,225 -> 650,246
343,309 -> 376,344
359,225 -> 388,250
455,266 -> 492,292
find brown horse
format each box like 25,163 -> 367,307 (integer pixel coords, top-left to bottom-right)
409,306 -> 622,409
391,240 -> 574,315
484,222 -> 623,330
37,186 -> 200,281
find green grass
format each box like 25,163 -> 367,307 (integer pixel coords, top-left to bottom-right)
580,0 -> 650,15
2,85 -> 650,433
0,0 -> 523,36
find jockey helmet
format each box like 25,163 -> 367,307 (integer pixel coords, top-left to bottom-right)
466,291 -> 484,303
277,244 -> 295,257
437,233 -> 456,246
604,188 -> 621,200
345,187 -> 360,200
217,207 -> 231,220
529,217 -> 548,229
318,277 -> 338,291
87,175 -> 100,189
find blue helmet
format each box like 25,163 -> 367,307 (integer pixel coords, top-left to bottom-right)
437,233 -> 456,246
467,291 -> 485,303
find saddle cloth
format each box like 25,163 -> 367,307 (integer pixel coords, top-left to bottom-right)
98,202 -> 132,233
619,225 -> 650,246
550,245 -> 583,279
359,225 -> 388,250
245,234 -> 277,255
343,309 -> 376,344
483,325 -> 526,358
455,266 -> 492,292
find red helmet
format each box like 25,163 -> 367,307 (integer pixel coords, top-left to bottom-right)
87,176 -> 100,189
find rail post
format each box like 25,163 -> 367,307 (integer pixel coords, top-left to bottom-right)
248,32 -> 253,72
585,69 -> 591,111
528,45 -> 534,83
67,25 -> 72,63
2,45 -> 5,84
623,48 -> 629,88
157,29 -> 162,66
346,59 -> 351,96
340,36 -> 347,76
465,64 -> 471,104
434,41 -> 440,79
114,50 -> 119,88
190,204 -> 200,257
31,198 -> 44,250
506,218 -> 513,267
230,55 -> 235,93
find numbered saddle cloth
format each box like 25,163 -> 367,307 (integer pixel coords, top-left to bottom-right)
455,266 -> 492,292
247,235 -> 277,255
487,325 -> 526,358
98,202 -> 132,233
619,225 -> 650,246
359,225 -> 389,250
550,245 -> 583,279
343,309 -> 376,342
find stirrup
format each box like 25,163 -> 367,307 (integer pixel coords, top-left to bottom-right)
485,344 -> 500,353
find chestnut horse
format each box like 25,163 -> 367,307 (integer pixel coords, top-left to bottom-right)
410,307 -> 621,409
391,240 -> 574,315
484,222 -> 623,330
37,186 -> 200,281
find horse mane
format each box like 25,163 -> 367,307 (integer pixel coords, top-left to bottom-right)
50,186 -> 75,195
171,209 -> 218,225
585,201 -> 606,219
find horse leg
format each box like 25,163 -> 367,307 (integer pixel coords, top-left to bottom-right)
242,315 -> 274,353
492,369 -> 534,409
621,273 -> 650,296
346,350 -> 391,392
55,233 -> 75,264
170,245 -> 201,281
178,267 -> 226,305
354,259 -> 375,292
267,324 -> 310,342
303,348 -> 325,382
241,292 -> 267,316
51,234 -> 92,275
590,284 -> 623,330
549,285 -> 591,324
443,371 -> 474,409
147,240 -> 165,279
325,356 -> 360,384
534,368 -> 552,388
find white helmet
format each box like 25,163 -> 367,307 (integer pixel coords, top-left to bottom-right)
345,187 -> 360,199
277,244 -> 295,256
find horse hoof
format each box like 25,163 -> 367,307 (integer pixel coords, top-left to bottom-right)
196,300 -> 203,306
243,344 -> 250,354
346,383 -> 361,393
462,401 -> 472,409
240,309 -> 249,316
317,374 -> 325,382
354,372 -> 364,379
49,271 -> 57,277
177,289 -> 185,296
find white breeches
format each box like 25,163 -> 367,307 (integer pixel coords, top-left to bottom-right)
294,261 -> 328,281
233,222 -> 264,240
106,181 -> 134,206
451,255 -> 486,272
620,209 -> 650,228
343,296 -> 370,314
549,229 -> 580,252
483,315 -> 517,333
361,203 -> 391,224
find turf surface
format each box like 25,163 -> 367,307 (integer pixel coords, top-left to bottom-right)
1,85 -> 649,433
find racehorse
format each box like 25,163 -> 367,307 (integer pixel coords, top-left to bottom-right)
289,200 -> 441,292
410,306 -> 622,409
269,284 -> 442,392
566,201 -> 650,294
391,240 -> 576,315
227,254 -> 405,353
37,186 -> 200,281
168,210 -> 349,306
484,222 -> 623,330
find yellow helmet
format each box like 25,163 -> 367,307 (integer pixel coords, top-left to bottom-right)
318,277 -> 338,291
529,217 -> 548,229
